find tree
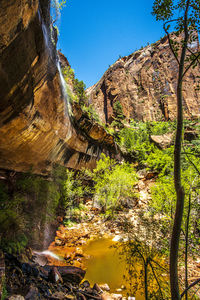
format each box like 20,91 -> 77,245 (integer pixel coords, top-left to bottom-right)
152,1 -> 200,299
90,154 -> 137,215
51,0 -> 67,25
118,214 -> 170,299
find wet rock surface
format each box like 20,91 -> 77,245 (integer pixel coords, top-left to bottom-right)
4,252 -> 103,300
0,0 -> 119,175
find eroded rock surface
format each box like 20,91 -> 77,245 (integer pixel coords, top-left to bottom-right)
0,0 -> 117,175
87,35 -> 200,123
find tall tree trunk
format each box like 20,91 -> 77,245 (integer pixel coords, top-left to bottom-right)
144,261 -> 148,300
185,194 -> 191,300
169,2 -> 190,299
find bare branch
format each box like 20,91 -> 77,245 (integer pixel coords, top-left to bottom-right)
182,52 -> 200,78
150,259 -> 168,272
186,47 -> 200,67
182,145 -> 200,175
149,260 -> 165,300
181,278 -> 200,298
182,152 -> 200,158
163,19 -> 180,65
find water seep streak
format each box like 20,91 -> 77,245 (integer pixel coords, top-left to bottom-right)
38,9 -> 50,52
34,250 -> 63,261
57,60 -> 72,117
38,5 -> 71,118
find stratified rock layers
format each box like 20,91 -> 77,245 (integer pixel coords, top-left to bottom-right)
87,36 -> 200,123
0,0 -> 116,174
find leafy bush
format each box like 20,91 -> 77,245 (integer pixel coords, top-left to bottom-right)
90,154 -> 138,215
112,101 -> 125,128
117,122 -> 154,161
81,104 -> 100,122
63,169 -> 85,209
117,121 -> 175,175
0,170 -> 63,253
62,66 -> 88,105
150,154 -> 200,256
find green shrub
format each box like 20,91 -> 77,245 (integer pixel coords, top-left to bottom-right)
90,154 -> 137,215
82,104 -> 100,122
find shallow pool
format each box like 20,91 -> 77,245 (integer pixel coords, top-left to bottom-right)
83,237 -> 145,299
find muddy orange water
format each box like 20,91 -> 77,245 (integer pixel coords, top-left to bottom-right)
83,237 -> 144,299
48,235 -> 168,299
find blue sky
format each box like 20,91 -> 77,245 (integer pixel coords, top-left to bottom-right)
57,0 -> 164,87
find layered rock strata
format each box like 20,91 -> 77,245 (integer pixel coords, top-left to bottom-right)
0,0 -> 117,175
87,35 -> 200,123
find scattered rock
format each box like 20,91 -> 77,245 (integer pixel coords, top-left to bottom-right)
65,295 -> 76,300
99,283 -> 110,291
81,280 -> 90,288
101,292 -> 113,300
50,291 -> 66,299
150,132 -> 174,149
93,283 -> 103,294
9,296 -> 25,300
184,130 -> 198,141
25,285 -> 39,300
137,169 -> 148,179
111,294 -> 122,300
57,266 -> 86,284
48,267 -> 63,283
55,239 -> 63,246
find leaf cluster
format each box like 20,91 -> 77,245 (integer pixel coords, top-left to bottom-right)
89,154 -> 137,215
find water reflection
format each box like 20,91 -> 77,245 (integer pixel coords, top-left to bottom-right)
83,238 -> 145,299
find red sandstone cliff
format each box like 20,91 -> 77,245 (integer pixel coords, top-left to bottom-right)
0,0 -> 117,174
87,35 -> 200,123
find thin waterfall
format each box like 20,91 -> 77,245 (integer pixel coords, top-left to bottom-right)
38,4 -> 71,117
57,60 -> 72,116
34,250 -> 63,261
37,2 -> 72,250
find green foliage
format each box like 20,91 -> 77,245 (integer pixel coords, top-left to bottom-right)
62,66 -> 88,105
150,151 -> 200,256
63,169 -> 84,209
146,146 -> 174,175
63,169 -> 90,222
1,276 -> 8,300
113,101 -> 125,120
0,182 -> 27,253
117,121 -> 153,161
61,66 -> 101,123
62,66 -> 75,81
0,169 -> 64,253
90,154 -> 137,214
51,0 -> 67,23
111,101 -> 125,128
73,79 -> 87,104
117,120 -> 175,175
117,215 -> 170,299
81,104 -> 100,122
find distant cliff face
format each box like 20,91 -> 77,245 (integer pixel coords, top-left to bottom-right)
87,36 -> 200,123
0,0 -> 117,174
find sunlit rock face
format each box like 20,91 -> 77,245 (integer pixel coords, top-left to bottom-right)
87,35 -> 200,123
0,0 -> 117,174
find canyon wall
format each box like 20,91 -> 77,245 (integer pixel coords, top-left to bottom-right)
0,0 -> 117,175
87,36 -> 200,123
0,0 -> 118,249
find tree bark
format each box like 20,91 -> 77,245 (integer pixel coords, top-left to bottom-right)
185,194 -> 191,300
170,2 -> 190,299
144,261 -> 148,300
